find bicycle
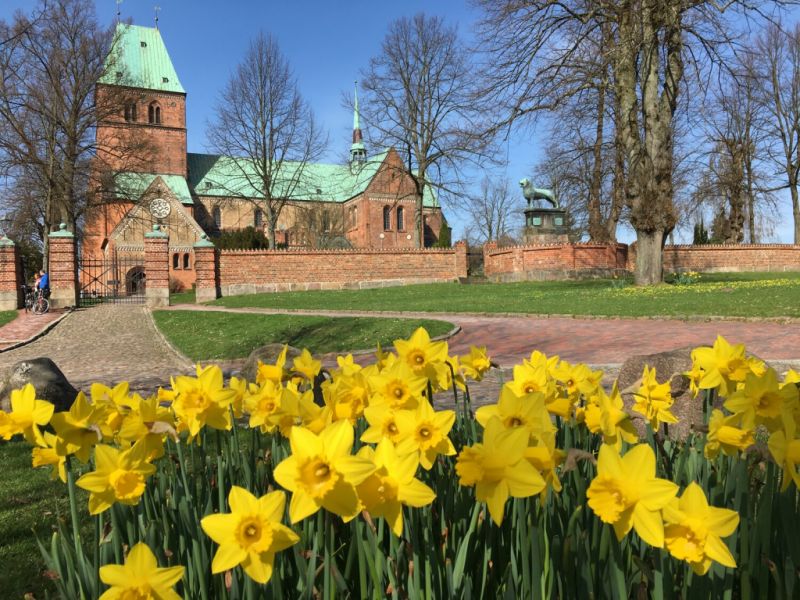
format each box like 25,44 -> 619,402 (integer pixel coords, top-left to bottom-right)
23,285 -> 50,315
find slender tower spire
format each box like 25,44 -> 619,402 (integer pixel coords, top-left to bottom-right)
350,81 -> 367,170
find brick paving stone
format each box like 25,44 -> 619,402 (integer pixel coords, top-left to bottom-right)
0,305 -> 192,396
0,309 -> 65,350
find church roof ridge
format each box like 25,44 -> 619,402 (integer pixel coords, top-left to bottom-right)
99,23 -> 185,94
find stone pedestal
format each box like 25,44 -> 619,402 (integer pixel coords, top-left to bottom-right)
48,224 -> 78,309
523,207 -> 569,244
144,225 -> 170,307
0,237 -> 21,310
193,235 -> 218,303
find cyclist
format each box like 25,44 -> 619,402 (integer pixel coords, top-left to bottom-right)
36,269 -> 50,297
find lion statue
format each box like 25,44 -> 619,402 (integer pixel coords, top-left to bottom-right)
520,178 -> 559,209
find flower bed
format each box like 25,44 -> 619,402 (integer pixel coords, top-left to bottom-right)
1,330 -> 798,598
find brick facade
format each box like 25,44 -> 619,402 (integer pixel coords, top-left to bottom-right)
206,244 -> 467,298
484,242 -> 800,281
0,240 -> 22,310
48,227 -> 79,309
144,226 -> 170,307
193,241 -> 218,302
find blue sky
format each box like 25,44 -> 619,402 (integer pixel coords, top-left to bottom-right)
2,1 -> 797,242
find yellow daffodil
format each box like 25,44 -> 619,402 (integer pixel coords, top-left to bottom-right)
245,380 -> 297,434
768,414 -> 800,491
456,417 -> 546,525
355,439 -> 436,536
460,346 -> 493,381
552,361 -> 603,399
705,409 -> 754,460
586,444 -> 678,547
582,384 -> 638,450
324,371 -> 370,423
476,386 -> 555,442
361,404 -> 405,445
524,432 -> 565,501
256,346 -> 288,385
394,327 -> 451,391
32,431 -> 67,483
374,343 -> 395,371
0,383 -> 54,445
526,350 -> 560,377
273,421 -> 375,523
394,399 -> 456,470
51,391 -> 102,462
90,382 -> 134,439
77,442 -> 156,514
690,336 -> 753,397
631,366 -> 678,431
663,483 -> 739,575
368,361 -> 426,410
685,362 -> 705,398
508,362 -> 554,398
228,376 -> 249,418
98,542 -> 184,600
117,395 -> 175,461
335,353 -> 362,377
724,369 -> 798,432
201,487 -> 299,584
784,369 -> 800,385
292,349 -> 321,382
169,365 -> 236,437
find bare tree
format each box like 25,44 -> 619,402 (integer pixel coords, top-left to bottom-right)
474,0 -> 793,284
458,176 -> 522,244
290,203 -> 348,249
358,13 -> 491,248
754,22 -> 800,244
206,32 -> 326,249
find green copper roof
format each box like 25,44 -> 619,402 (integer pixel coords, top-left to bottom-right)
114,172 -> 193,205
186,151 -> 439,207
99,24 -> 185,94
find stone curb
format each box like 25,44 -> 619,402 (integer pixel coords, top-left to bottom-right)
144,307 -> 195,370
0,309 -> 73,353
166,303 -> 800,324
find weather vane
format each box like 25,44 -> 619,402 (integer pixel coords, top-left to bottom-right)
115,0 -> 122,22
154,5 -> 161,29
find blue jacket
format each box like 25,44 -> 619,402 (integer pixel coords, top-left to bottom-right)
38,273 -> 49,289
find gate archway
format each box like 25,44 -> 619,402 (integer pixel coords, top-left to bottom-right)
77,252 -> 146,306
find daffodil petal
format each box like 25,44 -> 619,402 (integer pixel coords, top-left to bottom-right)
632,505 -> 665,548
211,543 -> 248,574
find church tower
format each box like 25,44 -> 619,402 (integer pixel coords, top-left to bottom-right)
96,23 -> 187,177
350,82 -> 367,171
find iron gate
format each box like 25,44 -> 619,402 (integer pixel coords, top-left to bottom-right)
78,254 -> 146,306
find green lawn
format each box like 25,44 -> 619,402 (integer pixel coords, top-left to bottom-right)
208,272 -> 800,318
153,311 -> 455,360
170,289 -> 196,305
0,441 -> 86,597
0,310 -> 17,328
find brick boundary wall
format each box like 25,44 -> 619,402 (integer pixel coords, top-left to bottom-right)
485,242 -> 800,280
0,239 -> 21,310
483,242 -> 628,282
48,225 -> 78,309
209,241 -> 468,297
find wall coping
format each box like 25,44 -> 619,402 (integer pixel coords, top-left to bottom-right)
663,244 -> 800,250
48,223 -> 74,239
219,246 -> 460,256
485,242 -> 626,252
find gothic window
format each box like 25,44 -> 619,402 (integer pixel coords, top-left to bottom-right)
349,206 -> 358,229
383,206 -> 391,231
124,103 -> 137,122
322,211 -> 331,232
396,206 -> 405,231
172,253 -> 180,269
212,206 -> 222,229
183,253 -> 191,270
254,208 -> 263,228
148,102 -> 161,124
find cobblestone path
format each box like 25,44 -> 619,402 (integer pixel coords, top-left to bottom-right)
0,305 -> 192,395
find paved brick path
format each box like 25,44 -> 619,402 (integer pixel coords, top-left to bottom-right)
0,305 -> 192,395
165,305 -> 800,367
0,309 -> 66,351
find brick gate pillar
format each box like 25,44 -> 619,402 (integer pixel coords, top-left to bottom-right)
193,235 -> 218,303
144,225 -> 170,307
0,234 -> 22,310
48,224 -> 78,309
454,240 -> 468,280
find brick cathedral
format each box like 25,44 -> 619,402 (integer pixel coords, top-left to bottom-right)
85,24 -> 444,290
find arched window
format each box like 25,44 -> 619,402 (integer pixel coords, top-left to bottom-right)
183,253 -> 191,270
383,206 -> 391,231
352,206 -> 358,228
212,206 -> 222,229
148,102 -> 161,124
172,253 -> 180,269
254,208 -> 263,228
124,103 -> 137,122
396,206 -> 405,231
322,211 -> 330,232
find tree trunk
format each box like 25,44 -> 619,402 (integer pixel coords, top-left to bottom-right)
267,210 -> 277,249
791,183 -> 800,244
414,197 -> 423,248
634,229 -> 665,285
587,83 -> 607,242
745,148 -> 756,243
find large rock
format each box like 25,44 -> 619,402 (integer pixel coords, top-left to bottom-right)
239,344 -> 302,384
0,357 -> 78,413
616,346 -> 699,440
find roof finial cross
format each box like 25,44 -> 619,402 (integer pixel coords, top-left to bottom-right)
154,5 -> 161,29
115,0 -> 122,23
